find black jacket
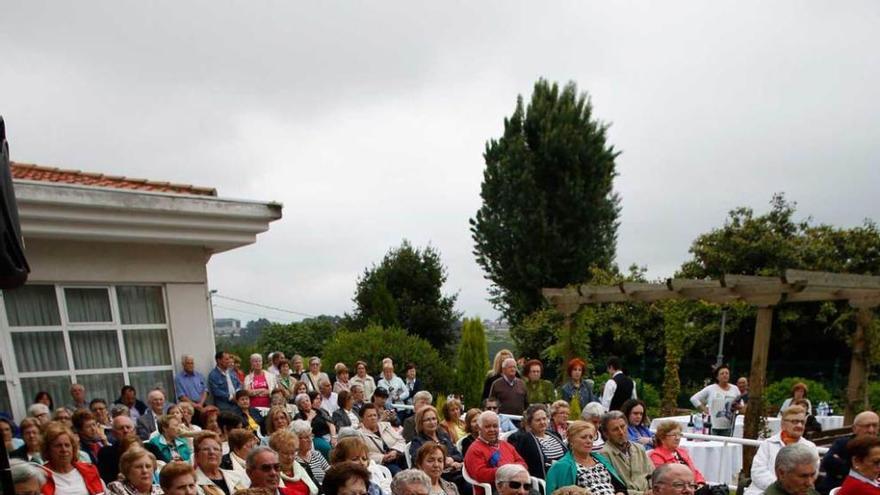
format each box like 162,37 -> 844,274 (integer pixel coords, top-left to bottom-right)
818,434 -> 853,495
98,444 -> 124,484
508,429 -> 566,479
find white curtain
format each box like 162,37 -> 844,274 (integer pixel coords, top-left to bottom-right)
117,286 -> 165,324
3,285 -> 61,326
21,376 -> 70,408
77,373 -> 125,404
124,329 -> 171,367
12,332 -> 68,372
69,330 -> 121,369
130,370 -> 174,399
64,288 -> 112,323
0,381 -> 10,413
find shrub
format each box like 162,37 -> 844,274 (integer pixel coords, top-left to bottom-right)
257,316 -> 341,362
456,318 -> 490,408
321,325 -> 454,393
765,377 -> 833,410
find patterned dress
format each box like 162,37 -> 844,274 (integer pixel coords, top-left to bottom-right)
575,462 -> 615,495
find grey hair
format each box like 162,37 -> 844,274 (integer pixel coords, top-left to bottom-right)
309,356 -> 321,365
246,446 -> 278,469
350,384 -> 364,393
180,354 -> 194,365
600,410 -> 626,432
318,377 -> 331,386
391,469 -> 431,495
477,410 -> 499,428
250,353 -> 263,362
495,464 -> 529,487
10,458 -> 47,485
581,402 -> 606,420
775,443 -> 819,474
651,464 -> 679,486
294,393 -> 311,406
337,426 -> 361,439
523,404 -> 548,427
413,391 -> 433,405
501,357 -> 517,368
28,403 -> 50,417
110,404 -> 130,418
290,419 -> 313,435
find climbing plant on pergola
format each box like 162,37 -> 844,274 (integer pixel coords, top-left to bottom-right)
543,269 -> 879,470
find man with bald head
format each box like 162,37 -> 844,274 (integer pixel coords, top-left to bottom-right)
488,358 -> 528,416
818,410 -> 880,494
463,411 -> 527,495
652,464 -> 697,495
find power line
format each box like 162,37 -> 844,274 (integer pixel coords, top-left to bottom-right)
212,293 -> 316,318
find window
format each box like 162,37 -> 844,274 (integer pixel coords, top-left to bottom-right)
0,285 -> 173,418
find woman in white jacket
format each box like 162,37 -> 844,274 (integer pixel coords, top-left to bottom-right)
744,405 -> 818,495
690,364 -> 741,437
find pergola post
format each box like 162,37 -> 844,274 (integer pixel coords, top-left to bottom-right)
743,306 -> 774,475
845,306 -> 874,423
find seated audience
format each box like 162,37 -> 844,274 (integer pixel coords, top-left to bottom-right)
73,409 -> 109,464
137,389 -> 168,440
106,447 -> 161,495
323,461 -> 373,495
69,383 -> 89,411
193,430 -> 248,494
746,405 -> 818,495
9,417 -> 42,463
440,398 -> 467,445
217,411 -> 245,454
559,358 -> 598,418
41,422 -> 105,495
35,390 -> 56,410
176,401 -> 203,440
651,464 -> 696,495
509,404 -> 567,479
601,410 -> 653,495
819,411 -> 879,494
292,419 -> 331,486
335,363 -> 353,394
0,414 -> 22,451
245,446 -> 287,494
233,389 -> 265,435
115,385 -> 148,421
10,458 -> 47,495
277,359 -> 298,400
333,390 -> 360,429
89,398 -> 113,433
352,361 -> 377,401
549,400 -> 571,442
622,399 -> 653,449
764,443 -> 819,495
460,408 -> 482,457
792,399 -> 822,436
270,429 -> 320,495
53,407 -> 74,428
403,391 -> 434,442
839,435 -> 880,495
148,414 -> 193,463
359,402 -> 407,474
581,402 -> 607,451
27,403 -> 51,426
391,469 -> 432,495
264,405 -> 293,443
372,387 -> 400,426
409,405 -> 465,491
329,436 -> 388,495
546,420 -> 627,495
378,361 -> 409,407
462,411 -> 527,495
416,443 -> 461,495
648,421 -> 705,486
295,391 -> 337,458
97,416 -> 137,483
494,464 -> 531,495
221,428 -> 258,480
483,398 -> 516,433
159,461 -> 199,495
524,359 -> 557,405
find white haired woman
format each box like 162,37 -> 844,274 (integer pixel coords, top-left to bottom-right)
244,353 -> 276,409
293,419 -> 331,486
580,402 -> 606,451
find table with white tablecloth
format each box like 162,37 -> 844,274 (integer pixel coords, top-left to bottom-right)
679,439 -> 743,485
650,415 -> 781,438
815,415 -> 845,431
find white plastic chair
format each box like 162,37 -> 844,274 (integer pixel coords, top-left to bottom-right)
531,476 -> 546,495
404,442 -> 412,468
500,430 -> 515,441
461,462 -> 493,495
830,488 -> 841,495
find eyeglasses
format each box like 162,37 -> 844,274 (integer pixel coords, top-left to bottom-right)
665,433 -> 683,438
657,481 -> 698,491
258,463 -> 282,472
503,481 -> 530,491
198,446 -> 222,453
783,419 -> 806,425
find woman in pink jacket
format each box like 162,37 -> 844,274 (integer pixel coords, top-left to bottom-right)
648,421 -> 706,486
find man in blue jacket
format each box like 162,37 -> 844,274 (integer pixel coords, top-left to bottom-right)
208,350 -> 241,412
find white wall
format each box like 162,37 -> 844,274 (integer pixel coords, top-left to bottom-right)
166,283 -> 217,378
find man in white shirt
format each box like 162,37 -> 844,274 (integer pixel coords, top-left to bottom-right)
318,378 -> 339,415
601,356 -> 637,411
745,405 -> 818,495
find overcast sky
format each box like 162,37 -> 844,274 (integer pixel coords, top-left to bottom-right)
2,2 -> 878,324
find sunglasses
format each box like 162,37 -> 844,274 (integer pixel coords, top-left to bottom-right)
504,481 -> 530,490
258,463 -> 282,472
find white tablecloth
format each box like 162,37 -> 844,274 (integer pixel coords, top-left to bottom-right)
680,439 -> 743,485
650,415 -> 781,438
816,415 -> 844,431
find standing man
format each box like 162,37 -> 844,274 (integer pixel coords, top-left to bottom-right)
175,354 -> 208,412
208,351 -> 241,412
69,383 -> 88,411
488,358 -> 528,416
818,410 -> 879,494
765,444 -> 820,495
268,351 -> 286,376
600,411 -> 654,495
601,357 -> 637,412
137,389 -> 167,440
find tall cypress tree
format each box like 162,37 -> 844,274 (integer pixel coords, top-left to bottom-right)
470,79 -> 621,324
456,318 -> 490,408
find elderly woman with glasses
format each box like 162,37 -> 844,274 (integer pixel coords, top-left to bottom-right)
648,421 -> 705,486
546,420 -> 627,495
192,431 -> 248,494
408,406 -> 465,489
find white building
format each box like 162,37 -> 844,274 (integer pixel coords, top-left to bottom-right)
0,163 -> 281,419
213,318 -> 242,338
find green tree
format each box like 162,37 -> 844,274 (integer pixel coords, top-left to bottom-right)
322,325 -> 454,393
257,315 -> 342,360
351,240 -> 461,355
471,79 -> 621,324
456,318 -> 490,408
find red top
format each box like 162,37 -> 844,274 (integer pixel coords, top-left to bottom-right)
281,479 -> 312,495
463,438 -> 527,495
41,462 -> 105,495
648,445 -> 707,485
840,475 -> 880,495
251,373 -> 270,408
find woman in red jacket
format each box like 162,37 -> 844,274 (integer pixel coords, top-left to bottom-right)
41,422 -> 105,495
840,435 -> 880,495
648,421 -> 706,486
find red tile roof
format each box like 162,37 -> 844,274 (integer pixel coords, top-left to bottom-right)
10,162 -> 217,196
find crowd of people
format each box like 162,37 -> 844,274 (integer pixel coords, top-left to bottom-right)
3,348 -> 878,495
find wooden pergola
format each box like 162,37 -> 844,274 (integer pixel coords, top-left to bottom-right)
543,269 -> 880,470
